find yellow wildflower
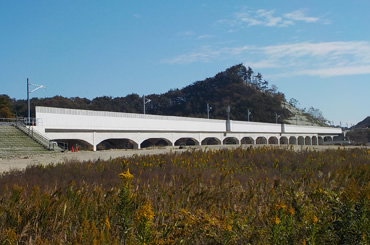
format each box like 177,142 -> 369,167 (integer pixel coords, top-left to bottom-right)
135,201 -> 155,222
272,215 -> 281,225
224,223 -> 232,231
312,215 -> 318,224
288,206 -> 295,215
275,203 -> 287,210
105,215 -> 111,230
119,168 -> 134,181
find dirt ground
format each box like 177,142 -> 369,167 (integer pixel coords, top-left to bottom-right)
0,145 -> 368,173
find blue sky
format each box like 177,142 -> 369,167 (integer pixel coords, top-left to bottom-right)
1,0 -> 369,126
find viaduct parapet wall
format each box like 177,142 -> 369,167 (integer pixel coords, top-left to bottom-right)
34,106 -> 342,151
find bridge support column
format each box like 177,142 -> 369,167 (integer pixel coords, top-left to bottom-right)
93,132 -> 97,152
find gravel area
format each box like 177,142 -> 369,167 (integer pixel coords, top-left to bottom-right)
1,145 -> 368,173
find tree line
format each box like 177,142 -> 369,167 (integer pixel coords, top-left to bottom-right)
1,64 -> 291,123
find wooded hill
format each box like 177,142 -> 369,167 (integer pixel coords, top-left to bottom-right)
1,64 -> 292,123
346,116 -> 370,145
354,117 -> 370,129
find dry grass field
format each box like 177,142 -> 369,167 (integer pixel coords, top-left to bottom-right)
0,146 -> 369,244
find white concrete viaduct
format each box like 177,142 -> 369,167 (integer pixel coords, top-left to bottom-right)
34,106 -> 342,151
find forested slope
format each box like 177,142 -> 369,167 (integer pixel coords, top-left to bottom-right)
2,64 -> 292,123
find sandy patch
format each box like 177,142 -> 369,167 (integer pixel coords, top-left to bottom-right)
0,145 -> 368,173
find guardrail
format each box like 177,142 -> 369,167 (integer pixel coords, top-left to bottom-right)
0,117 -> 38,126
17,123 -> 62,151
0,118 -> 21,126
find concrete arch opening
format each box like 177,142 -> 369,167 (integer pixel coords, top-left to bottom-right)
280,136 -> 289,145
223,137 -> 239,145
298,136 -> 305,145
268,136 -> 279,145
305,136 -> 312,145
333,135 -> 342,141
174,138 -> 199,146
141,138 -> 172,149
289,136 -> 297,145
312,136 -> 318,145
53,139 -> 92,151
318,137 -> 324,145
97,138 -> 139,150
324,136 -> 333,144
241,137 -> 254,145
256,137 -> 267,145
201,137 -> 221,146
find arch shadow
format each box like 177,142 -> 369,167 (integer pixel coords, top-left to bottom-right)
53,139 -> 92,151
201,137 -> 221,146
318,136 -> 324,145
175,138 -> 199,146
324,136 -> 333,145
289,136 -> 297,145
280,136 -> 289,145
97,138 -> 139,150
223,137 -> 239,145
268,136 -> 279,145
241,137 -> 254,145
305,136 -> 312,145
298,136 -> 305,145
256,137 -> 267,145
312,136 -> 318,145
141,138 -> 172,149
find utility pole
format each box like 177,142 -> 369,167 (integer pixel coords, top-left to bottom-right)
27,78 -> 45,125
275,112 -> 280,124
226,106 -> 231,131
207,103 -> 212,119
27,78 -> 30,124
247,109 -> 251,121
143,95 -> 151,114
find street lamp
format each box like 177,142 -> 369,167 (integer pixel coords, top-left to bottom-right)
275,112 -> 280,124
143,95 -> 151,114
247,109 -> 251,121
226,105 -> 231,131
207,103 -> 212,119
27,78 -> 45,125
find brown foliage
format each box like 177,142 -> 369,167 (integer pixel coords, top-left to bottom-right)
0,147 -> 369,244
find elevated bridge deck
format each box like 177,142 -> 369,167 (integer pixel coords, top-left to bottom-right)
34,106 -> 342,151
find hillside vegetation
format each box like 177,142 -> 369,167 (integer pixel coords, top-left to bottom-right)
347,117 -> 370,145
1,64 -> 294,123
